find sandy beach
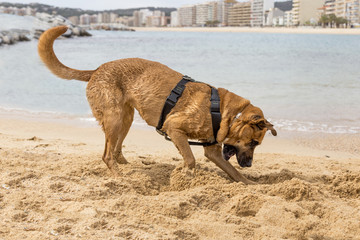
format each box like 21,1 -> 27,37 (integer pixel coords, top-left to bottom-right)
133,26 -> 360,35
0,116 -> 359,240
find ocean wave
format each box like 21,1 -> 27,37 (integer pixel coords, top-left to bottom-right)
271,119 -> 360,134
0,106 -> 358,134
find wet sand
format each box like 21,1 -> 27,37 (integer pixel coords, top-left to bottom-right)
0,117 -> 359,239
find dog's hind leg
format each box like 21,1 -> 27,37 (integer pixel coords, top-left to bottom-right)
102,104 -> 134,176
112,104 -> 134,164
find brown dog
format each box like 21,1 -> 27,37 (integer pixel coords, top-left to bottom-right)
38,26 -> 277,184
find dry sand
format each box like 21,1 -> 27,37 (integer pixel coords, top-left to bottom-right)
0,117 -> 360,240
133,27 -> 360,35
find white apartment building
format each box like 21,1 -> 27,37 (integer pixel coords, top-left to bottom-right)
132,9 -> 153,27
171,11 -> 179,27
265,7 -> 285,26
251,0 -> 274,27
178,5 -> 196,26
196,3 -> 211,26
80,14 -> 91,25
284,10 -> 293,26
335,0 -> 360,25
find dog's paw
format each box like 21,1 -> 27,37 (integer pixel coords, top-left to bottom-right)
181,166 -> 196,178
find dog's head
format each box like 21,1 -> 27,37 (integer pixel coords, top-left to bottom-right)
217,88 -> 277,168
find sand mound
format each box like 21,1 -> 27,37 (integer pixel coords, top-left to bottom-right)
329,173 -> 360,198
267,178 -> 321,201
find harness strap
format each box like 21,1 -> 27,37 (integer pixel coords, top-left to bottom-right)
210,87 -> 221,141
156,76 -> 194,131
156,76 -> 221,147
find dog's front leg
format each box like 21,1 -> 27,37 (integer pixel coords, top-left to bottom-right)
167,129 -> 196,169
204,144 -> 255,184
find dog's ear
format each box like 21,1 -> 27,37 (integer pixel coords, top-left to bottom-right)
217,88 -> 250,142
249,116 -> 277,136
265,120 -> 277,136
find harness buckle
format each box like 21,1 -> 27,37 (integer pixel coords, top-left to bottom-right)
182,75 -> 194,81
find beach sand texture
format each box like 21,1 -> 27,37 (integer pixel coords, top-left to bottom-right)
0,118 -> 359,240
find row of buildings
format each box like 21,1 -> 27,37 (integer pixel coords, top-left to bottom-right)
318,0 -> 360,26
68,9 -> 170,27
1,1 -> 360,28
172,0 -> 360,27
0,6 -> 36,16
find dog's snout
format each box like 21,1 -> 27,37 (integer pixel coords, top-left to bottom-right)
222,144 -> 238,161
237,152 -> 253,168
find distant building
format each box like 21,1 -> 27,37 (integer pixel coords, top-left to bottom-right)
132,9 -> 154,27
178,5 -> 196,26
265,7 -> 285,26
196,3 -> 211,26
80,14 -> 91,25
335,0 -> 360,25
117,16 -> 134,26
0,6 -> 35,15
251,0 -> 275,27
228,1 -> 251,26
292,0 -> 325,25
284,10 -> 293,26
171,11 -> 179,27
221,0 -> 237,26
110,13 -> 118,23
90,14 -> 98,24
68,16 -> 79,25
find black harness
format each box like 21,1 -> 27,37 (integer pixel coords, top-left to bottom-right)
156,76 -> 221,147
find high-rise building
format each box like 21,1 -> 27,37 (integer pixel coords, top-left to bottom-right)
292,0 -> 325,25
178,5 -> 196,26
251,0 -> 275,27
221,0 -> 237,26
228,1 -> 252,26
171,11 -> 179,27
80,14 -> 91,25
196,3 -> 211,26
335,0 -> 360,25
68,16 -> 80,25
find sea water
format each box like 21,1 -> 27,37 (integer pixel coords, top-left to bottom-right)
0,30 -> 359,134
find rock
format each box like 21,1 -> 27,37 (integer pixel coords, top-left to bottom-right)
0,29 -> 31,45
0,32 -> 15,44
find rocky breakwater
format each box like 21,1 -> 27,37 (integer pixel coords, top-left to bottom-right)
0,13 -> 91,46
0,29 -> 31,45
33,13 -> 92,39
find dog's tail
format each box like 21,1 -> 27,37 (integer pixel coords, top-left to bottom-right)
38,26 -> 95,82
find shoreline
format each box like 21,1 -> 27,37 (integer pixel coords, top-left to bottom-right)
0,115 -> 359,159
133,26 -> 360,35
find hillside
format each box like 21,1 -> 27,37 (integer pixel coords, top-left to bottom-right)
0,2 -> 176,17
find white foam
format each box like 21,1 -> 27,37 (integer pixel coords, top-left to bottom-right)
271,119 -> 359,134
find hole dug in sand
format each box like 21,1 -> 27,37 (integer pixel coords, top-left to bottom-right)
169,164 -> 231,191
228,193 -> 265,217
247,168 -> 297,184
